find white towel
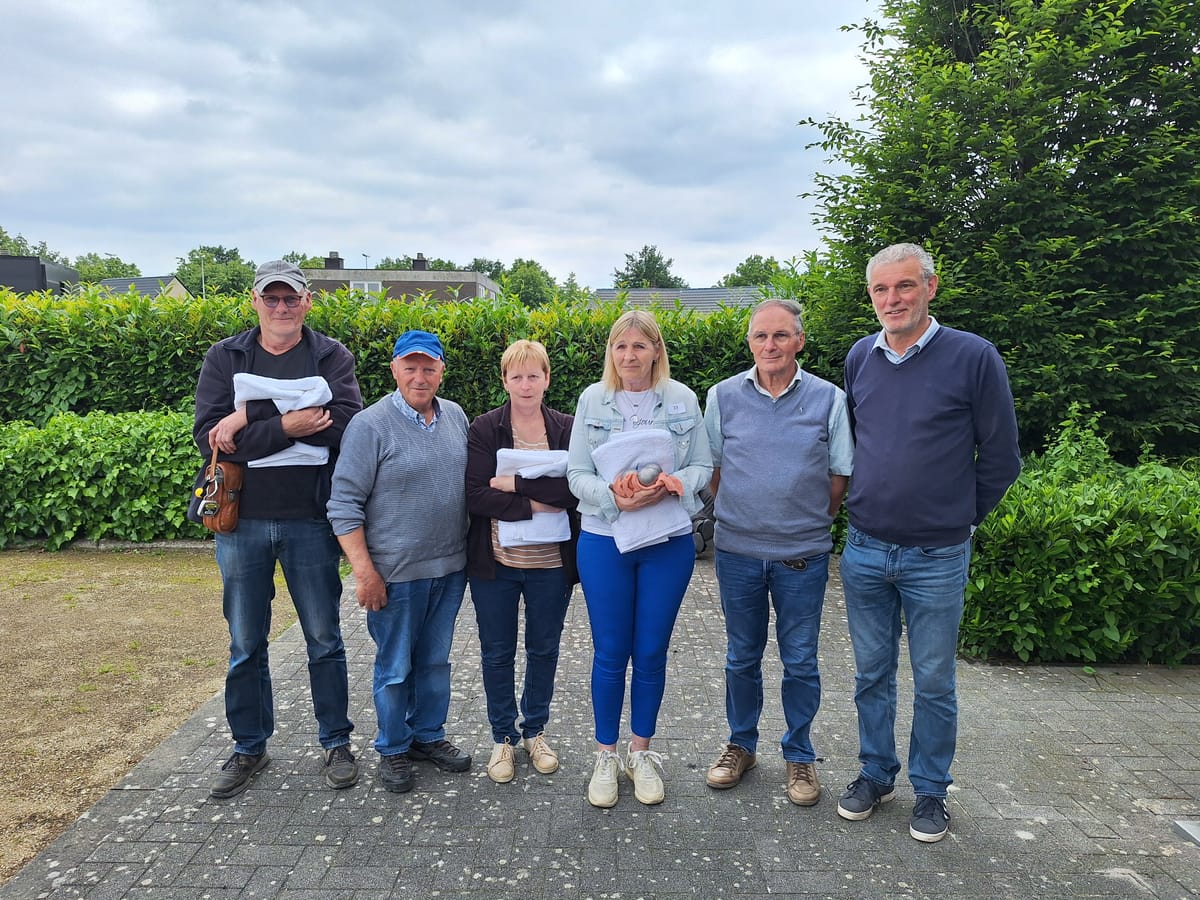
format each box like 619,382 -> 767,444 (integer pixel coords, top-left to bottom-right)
233,373 -> 331,468
495,449 -> 571,547
591,429 -> 691,553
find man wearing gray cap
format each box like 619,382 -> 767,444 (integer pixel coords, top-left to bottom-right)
328,330 -> 473,793
193,259 -> 363,799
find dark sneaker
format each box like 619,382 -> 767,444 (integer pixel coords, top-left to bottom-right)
379,753 -> 414,793
323,744 -> 360,790
909,795 -> 950,842
209,751 -> 270,799
836,776 -> 896,821
409,739 -> 472,773
706,743 -> 757,789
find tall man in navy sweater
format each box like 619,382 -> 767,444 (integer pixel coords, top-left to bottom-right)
837,244 -> 1020,843
703,299 -> 854,806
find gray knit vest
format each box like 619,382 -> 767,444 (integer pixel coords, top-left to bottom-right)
713,372 -> 838,559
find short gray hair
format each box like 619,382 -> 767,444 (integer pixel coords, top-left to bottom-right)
866,243 -> 936,285
748,298 -> 804,335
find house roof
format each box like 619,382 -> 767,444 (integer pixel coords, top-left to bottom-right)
591,286 -> 764,313
98,276 -> 187,297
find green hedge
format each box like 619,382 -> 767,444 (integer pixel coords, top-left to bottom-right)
0,411 -> 202,550
0,287 -> 773,424
964,408 -> 1200,665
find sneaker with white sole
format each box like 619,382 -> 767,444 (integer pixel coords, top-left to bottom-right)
588,749 -> 622,808
625,744 -> 665,805
523,733 -> 560,774
487,740 -> 516,784
909,795 -> 950,842
837,776 -> 896,820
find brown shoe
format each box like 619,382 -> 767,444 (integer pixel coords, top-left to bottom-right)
786,761 -> 821,806
706,743 -> 757,789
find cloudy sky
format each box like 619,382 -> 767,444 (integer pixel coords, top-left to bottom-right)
2,1 -> 874,289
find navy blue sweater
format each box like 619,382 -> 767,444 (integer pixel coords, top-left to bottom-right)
844,325 -> 1021,546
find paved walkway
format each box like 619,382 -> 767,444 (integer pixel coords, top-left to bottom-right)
4,555 -> 1200,899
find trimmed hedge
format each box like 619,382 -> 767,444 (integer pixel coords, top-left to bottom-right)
0,410 -> 201,550
0,287 -> 771,424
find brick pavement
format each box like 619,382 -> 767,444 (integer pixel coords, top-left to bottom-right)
4,555 -> 1200,898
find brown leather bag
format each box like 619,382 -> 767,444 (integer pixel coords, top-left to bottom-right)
196,451 -> 244,534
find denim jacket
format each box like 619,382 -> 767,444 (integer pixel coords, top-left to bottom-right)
567,378 -> 713,523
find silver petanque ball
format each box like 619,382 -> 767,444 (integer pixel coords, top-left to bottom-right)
637,463 -> 662,485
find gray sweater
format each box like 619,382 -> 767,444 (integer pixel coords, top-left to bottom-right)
327,393 -> 469,582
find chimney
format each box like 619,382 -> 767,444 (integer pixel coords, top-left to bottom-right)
412,253 -> 428,271
324,251 -> 343,270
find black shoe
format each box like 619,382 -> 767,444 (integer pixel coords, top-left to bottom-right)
210,751 -> 270,799
910,795 -> 950,842
323,744 -> 360,790
379,753 -> 414,793
836,776 -> 895,821
408,739 -> 472,773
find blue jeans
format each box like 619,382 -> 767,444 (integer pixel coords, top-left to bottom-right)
715,549 -> 828,761
577,532 -> 695,745
215,517 -> 352,756
470,565 -> 572,744
366,570 -> 467,756
839,524 -> 972,798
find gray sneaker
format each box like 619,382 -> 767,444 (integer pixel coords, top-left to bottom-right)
909,795 -> 950,842
322,745 -> 360,789
210,751 -> 270,799
836,776 -> 896,821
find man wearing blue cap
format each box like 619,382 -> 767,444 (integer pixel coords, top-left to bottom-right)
328,330 -> 472,792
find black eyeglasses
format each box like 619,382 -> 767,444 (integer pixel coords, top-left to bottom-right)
260,293 -> 305,308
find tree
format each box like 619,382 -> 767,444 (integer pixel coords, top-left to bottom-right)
174,246 -> 255,297
502,258 -> 555,307
0,226 -> 67,263
612,245 -> 688,289
806,0 -> 1200,458
282,251 -> 326,268
468,257 -> 507,281
72,252 -> 141,283
717,254 -> 782,288
374,254 -> 459,271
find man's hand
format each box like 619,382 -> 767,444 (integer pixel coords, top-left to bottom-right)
282,406 -> 333,438
208,408 -> 248,454
354,566 -> 387,611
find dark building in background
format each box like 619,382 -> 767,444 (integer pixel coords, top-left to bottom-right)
0,254 -> 79,294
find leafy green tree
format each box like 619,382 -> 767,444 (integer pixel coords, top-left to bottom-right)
375,255 -> 460,271
174,246 -> 255,297
556,272 -> 592,305
72,252 -> 141,282
717,254 -> 782,287
469,257 -> 507,281
0,226 -> 67,263
282,251 -> 326,268
501,258 -> 555,307
806,0 -> 1200,458
612,245 -> 688,289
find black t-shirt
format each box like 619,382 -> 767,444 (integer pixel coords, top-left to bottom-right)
240,336 -> 328,521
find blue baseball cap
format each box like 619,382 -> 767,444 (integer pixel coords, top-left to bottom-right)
392,330 -> 445,360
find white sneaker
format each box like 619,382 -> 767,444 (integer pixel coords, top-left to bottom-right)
625,744 -> 665,805
587,749 -> 622,808
522,733 -> 560,774
487,740 -> 516,784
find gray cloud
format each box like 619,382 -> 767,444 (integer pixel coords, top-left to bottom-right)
1,0 -> 873,286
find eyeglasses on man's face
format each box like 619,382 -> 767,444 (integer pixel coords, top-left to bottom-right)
748,330 -> 799,346
259,293 -> 305,308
